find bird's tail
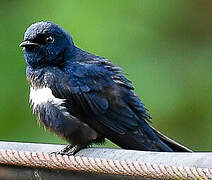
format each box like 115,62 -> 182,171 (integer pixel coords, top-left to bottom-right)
151,127 -> 192,152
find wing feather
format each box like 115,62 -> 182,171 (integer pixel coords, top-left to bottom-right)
47,62 -> 150,135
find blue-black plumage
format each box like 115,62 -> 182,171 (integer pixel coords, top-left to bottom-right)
20,21 -> 191,155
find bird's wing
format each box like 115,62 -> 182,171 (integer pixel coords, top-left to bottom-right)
48,60 -> 151,135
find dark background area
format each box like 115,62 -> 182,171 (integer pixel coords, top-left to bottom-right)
0,0 -> 211,151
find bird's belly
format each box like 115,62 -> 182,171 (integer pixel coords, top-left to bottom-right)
29,86 -> 99,144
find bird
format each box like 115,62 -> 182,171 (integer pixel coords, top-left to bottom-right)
20,21 -> 191,155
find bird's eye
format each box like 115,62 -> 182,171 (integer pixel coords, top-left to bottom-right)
45,36 -> 54,43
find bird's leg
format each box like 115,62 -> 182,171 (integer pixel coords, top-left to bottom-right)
50,144 -> 87,156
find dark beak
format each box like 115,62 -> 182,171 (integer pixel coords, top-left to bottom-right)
19,41 -> 39,48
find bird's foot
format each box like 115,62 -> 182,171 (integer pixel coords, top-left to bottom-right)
50,144 -> 86,156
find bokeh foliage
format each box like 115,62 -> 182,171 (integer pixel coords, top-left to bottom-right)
0,0 -> 211,151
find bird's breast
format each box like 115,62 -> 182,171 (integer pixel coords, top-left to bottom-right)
29,85 -> 100,144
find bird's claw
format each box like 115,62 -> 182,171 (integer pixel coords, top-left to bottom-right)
50,144 -> 85,156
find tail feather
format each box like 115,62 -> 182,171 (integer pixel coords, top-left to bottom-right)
151,127 -> 192,152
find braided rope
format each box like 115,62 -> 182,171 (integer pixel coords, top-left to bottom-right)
0,149 -> 211,179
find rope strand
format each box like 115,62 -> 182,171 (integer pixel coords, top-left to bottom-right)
0,149 -> 211,179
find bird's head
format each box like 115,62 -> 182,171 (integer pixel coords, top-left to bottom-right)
20,21 -> 74,68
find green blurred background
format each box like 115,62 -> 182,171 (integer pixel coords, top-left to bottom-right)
0,0 -> 211,151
